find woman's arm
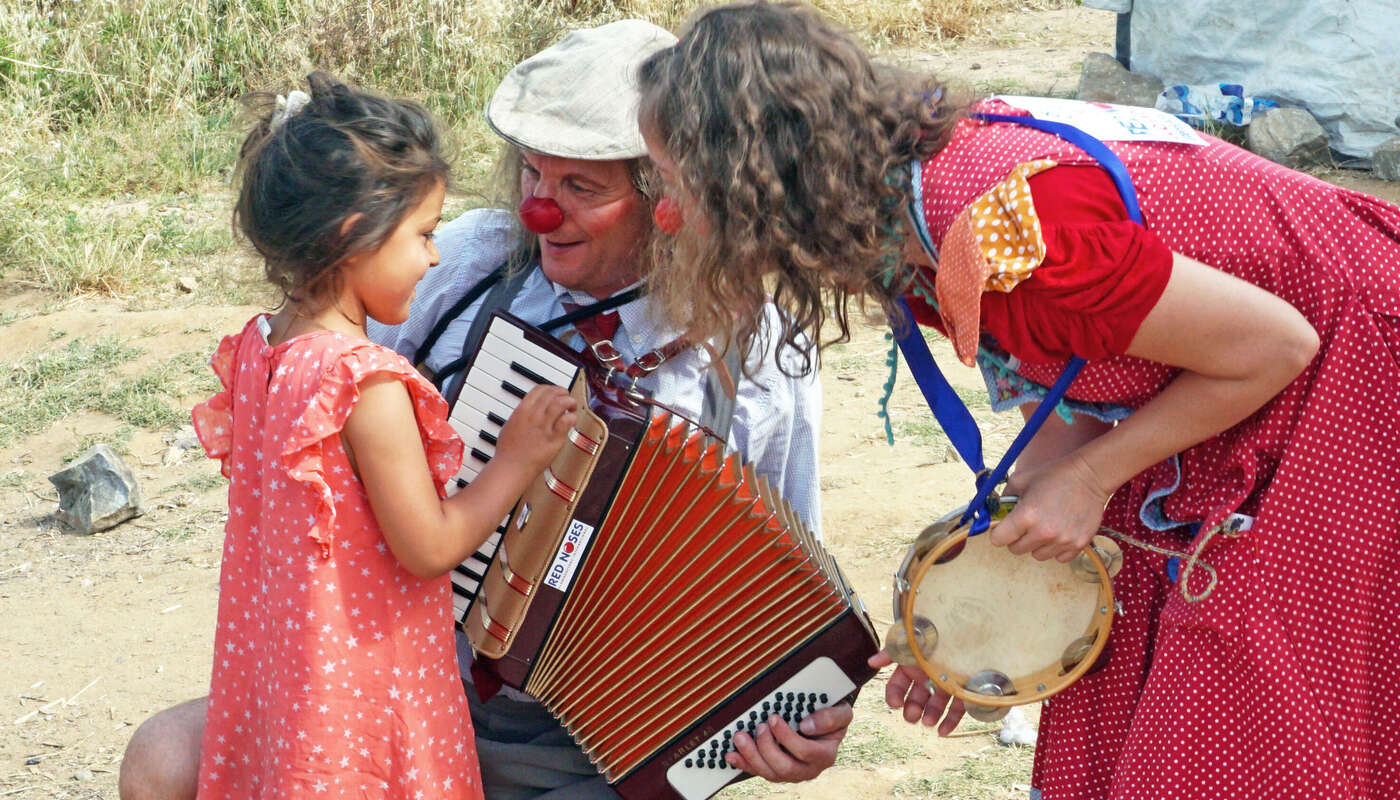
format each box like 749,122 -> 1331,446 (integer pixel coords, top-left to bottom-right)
344,377 -> 577,578
990,252 -> 1319,561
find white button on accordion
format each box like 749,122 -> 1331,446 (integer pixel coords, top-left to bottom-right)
444,312 -> 879,800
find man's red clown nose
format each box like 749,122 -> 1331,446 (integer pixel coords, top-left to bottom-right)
519,196 -> 564,234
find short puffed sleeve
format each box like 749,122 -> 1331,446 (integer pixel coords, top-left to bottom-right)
979,164 -> 1173,364
279,343 -> 464,555
190,321 -> 251,478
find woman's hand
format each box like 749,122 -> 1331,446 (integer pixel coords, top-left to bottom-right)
994,451 -> 1112,562
867,652 -> 966,735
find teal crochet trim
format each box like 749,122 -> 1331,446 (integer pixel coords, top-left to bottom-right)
877,332 -> 900,445
981,353 -> 1076,424
974,344 -> 1134,425
873,163 -> 910,290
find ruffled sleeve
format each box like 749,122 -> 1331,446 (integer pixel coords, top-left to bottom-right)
279,343 -> 464,556
979,163 -> 1174,365
190,326 -> 245,478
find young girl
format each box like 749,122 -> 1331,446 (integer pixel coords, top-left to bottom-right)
190,72 -> 577,799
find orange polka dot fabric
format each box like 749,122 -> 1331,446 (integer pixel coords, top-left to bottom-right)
191,316 -> 483,799
914,99 -> 1400,800
935,159 -> 1056,365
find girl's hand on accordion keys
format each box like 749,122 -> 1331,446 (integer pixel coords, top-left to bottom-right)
492,385 -> 579,476
344,379 -> 577,580
867,651 -> 966,735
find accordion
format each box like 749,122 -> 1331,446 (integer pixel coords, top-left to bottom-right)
444,312 -> 879,800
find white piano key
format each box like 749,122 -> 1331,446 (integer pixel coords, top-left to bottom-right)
448,404 -> 506,438
481,322 -> 578,384
460,374 -> 533,421
470,347 -> 557,393
450,570 -> 481,595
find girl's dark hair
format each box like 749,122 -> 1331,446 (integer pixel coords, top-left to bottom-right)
638,1 -> 964,376
233,71 -> 450,304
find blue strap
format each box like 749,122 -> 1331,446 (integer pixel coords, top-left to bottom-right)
890,300 -> 985,477
973,113 -> 1144,226
895,110 -> 1144,534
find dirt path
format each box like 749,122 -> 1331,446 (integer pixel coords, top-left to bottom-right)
2,5 -> 1396,799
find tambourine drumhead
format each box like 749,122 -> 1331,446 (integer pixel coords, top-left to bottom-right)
898,516 -> 1114,708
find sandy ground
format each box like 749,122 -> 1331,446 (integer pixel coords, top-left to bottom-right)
3,5 -> 1398,800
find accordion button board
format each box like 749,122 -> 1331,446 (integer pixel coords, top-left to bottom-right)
664,656 -> 856,800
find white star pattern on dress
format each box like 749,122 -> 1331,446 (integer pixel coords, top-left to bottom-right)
190,321 -> 480,798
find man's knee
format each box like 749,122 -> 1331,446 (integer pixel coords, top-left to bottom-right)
118,697 -> 207,800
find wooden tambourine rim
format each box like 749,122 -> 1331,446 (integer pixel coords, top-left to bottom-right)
900,519 -> 1114,708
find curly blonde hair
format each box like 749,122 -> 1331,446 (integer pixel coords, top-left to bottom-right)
638,1 -> 963,376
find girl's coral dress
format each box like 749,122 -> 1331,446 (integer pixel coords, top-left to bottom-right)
191,316 -> 484,799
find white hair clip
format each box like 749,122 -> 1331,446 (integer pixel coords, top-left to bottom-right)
271,90 -> 311,130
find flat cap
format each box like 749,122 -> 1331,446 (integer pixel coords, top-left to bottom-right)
486,19 -> 677,160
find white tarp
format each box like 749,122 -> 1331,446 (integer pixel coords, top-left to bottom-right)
1083,0 -> 1400,160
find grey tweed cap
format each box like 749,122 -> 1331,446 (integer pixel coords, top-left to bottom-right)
486,19 -> 677,160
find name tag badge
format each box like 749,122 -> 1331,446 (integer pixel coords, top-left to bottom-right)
545,519 -> 595,592
993,95 -> 1207,146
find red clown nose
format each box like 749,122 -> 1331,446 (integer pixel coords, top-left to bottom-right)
519,196 -> 564,234
653,196 -> 684,235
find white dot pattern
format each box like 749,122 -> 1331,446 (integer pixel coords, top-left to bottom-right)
189,316 -> 481,799
918,101 -> 1400,799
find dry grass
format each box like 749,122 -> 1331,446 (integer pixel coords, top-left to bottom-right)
0,0 -> 1074,300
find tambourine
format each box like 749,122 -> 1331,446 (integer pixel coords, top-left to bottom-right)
886,495 -> 1122,721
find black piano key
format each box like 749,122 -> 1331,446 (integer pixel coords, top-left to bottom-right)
458,562 -> 486,582
471,447 -> 492,464
449,580 -> 475,598
500,380 -> 527,399
509,361 -> 552,386
487,411 -> 507,427
455,477 -> 468,488
479,430 -> 498,446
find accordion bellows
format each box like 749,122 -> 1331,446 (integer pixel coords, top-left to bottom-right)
450,313 -> 878,800
525,415 -> 864,780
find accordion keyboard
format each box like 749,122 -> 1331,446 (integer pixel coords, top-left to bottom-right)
664,657 -> 857,800
445,318 -> 582,625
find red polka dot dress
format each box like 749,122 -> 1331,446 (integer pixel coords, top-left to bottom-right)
907,101 -> 1400,800
190,316 -> 484,799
